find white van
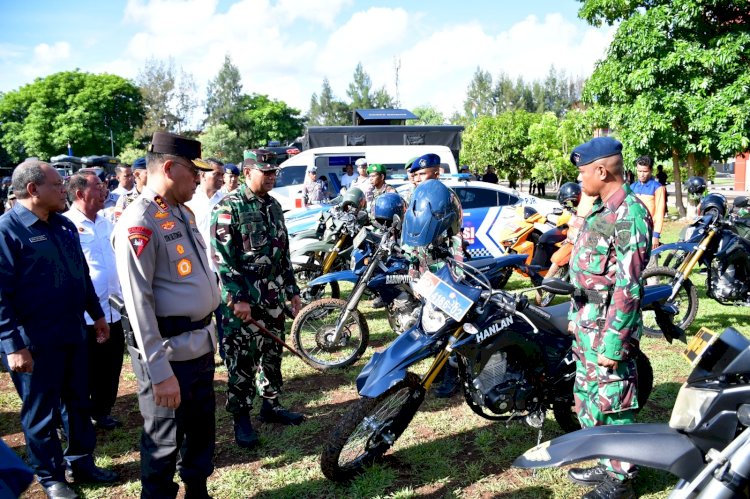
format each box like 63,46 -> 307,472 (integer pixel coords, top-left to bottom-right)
271,145 -> 458,211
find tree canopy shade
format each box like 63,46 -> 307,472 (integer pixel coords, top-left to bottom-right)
0,71 -> 144,164
137,57 -> 198,138
578,0 -> 750,215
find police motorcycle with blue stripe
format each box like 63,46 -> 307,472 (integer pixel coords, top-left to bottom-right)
319,188 -> 680,481
290,187 -> 368,303
515,326 -> 750,499
642,191 -> 750,338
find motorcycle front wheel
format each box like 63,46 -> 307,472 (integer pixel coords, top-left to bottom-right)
291,298 -> 369,370
320,372 -> 424,482
641,265 -> 698,338
552,351 -> 654,433
294,263 -> 340,304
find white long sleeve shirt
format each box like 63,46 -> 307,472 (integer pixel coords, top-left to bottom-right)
63,207 -> 122,325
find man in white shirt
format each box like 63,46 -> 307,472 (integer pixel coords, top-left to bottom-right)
351,158 -> 372,199
110,164 -> 135,199
185,158 -> 226,359
63,171 -> 125,430
340,164 -> 357,189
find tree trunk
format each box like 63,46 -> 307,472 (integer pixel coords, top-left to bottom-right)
672,150 -> 686,218
685,153 -> 699,218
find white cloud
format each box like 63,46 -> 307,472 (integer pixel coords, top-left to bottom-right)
1,2 -> 614,123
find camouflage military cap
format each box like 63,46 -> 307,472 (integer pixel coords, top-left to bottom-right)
242,158 -> 278,172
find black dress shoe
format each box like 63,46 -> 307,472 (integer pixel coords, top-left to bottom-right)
92,415 -> 122,430
42,481 -> 79,499
582,474 -> 635,499
184,480 -> 212,499
65,465 -> 119,484
568,464 -> 608,486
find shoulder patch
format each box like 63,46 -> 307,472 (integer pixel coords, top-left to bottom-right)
154,211 -> 169,219
161,221 -> 176,231
127,226 -> 152,258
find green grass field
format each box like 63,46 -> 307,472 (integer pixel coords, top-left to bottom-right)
2,218 -> 749,498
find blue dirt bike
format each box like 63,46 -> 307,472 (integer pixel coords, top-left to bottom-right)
319,259 -> 683,481
290,225 -> 530,371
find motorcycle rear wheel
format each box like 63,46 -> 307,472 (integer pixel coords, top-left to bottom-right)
320,372 -> 424,482
552,351 -> 654,433
641,265 -> 698,338
294,263 -> 340,304
291,298 -> 369,370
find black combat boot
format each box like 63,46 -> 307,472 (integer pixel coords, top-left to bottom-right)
258,398 -> 305,426
433,363 -> 459,398
582,474 -> 636,499
233,413 -> 259,449
568,464 -> 607,486
184,480 -> 211,499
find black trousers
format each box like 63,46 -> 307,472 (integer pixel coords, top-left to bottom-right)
129,348 -> 215,499
86,320 -> 125,419
1,343 -> 97,486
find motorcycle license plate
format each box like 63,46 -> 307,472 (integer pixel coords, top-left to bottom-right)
414,270 -> 473,322
683,327 -> 720,367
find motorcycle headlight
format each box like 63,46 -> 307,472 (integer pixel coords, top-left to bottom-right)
668,384 -> 719,431
421,302 -> 450,334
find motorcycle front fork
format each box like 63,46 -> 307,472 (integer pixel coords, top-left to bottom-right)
669,230 -> 716,302
419,328 -> 464,390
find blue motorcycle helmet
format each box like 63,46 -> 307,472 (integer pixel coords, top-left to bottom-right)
371,192 -> 406,226
401,179 -> 462,247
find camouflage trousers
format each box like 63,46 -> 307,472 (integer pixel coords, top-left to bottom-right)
222,303 -> 286,415
572,325 -> 638,480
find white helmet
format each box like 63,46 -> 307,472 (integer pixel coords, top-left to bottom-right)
355,158 -> 367,167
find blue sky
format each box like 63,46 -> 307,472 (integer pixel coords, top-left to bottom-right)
0,0 -> 615,118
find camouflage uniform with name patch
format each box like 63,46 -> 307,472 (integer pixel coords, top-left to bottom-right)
211,183 -> 300,416
568,183 -> 652,480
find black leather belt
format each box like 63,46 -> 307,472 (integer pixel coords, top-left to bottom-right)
572,288 -> 611,305
157,314 -> 213,338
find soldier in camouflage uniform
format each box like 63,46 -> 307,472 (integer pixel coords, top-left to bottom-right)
565,137 -> 652,499
365,163 -> 396,206
211,157 -> 304,450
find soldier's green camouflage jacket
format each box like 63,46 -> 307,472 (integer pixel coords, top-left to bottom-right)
568,183 -> 653,361
210,184 -> 300,328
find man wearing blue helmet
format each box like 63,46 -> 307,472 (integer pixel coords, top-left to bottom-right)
401,177 -> 464,397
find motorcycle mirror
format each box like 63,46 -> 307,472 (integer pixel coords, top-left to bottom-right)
392,214 -> 402,230
738,404 -> 750,426
733,196 -> 749,210
540,278 -> 575,296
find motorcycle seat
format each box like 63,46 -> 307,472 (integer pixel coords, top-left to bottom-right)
526,302 -> 570,337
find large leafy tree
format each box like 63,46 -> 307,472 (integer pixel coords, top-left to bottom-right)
0,71 -> 144,163
412,105 -> 446,125
578,0 -> 750,216
241,94 -> 305,147
461,110 -> 540,184
198,123 -> 244,162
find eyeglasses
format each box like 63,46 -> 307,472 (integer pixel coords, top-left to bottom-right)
172,158 -> 200,177
261,170 -> 278,177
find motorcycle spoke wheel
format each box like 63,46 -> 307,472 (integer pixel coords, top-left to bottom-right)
641,266 -> 698,338
294,263 -> 340,304
321,373 -> 423,482
291,298 -> 369,370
